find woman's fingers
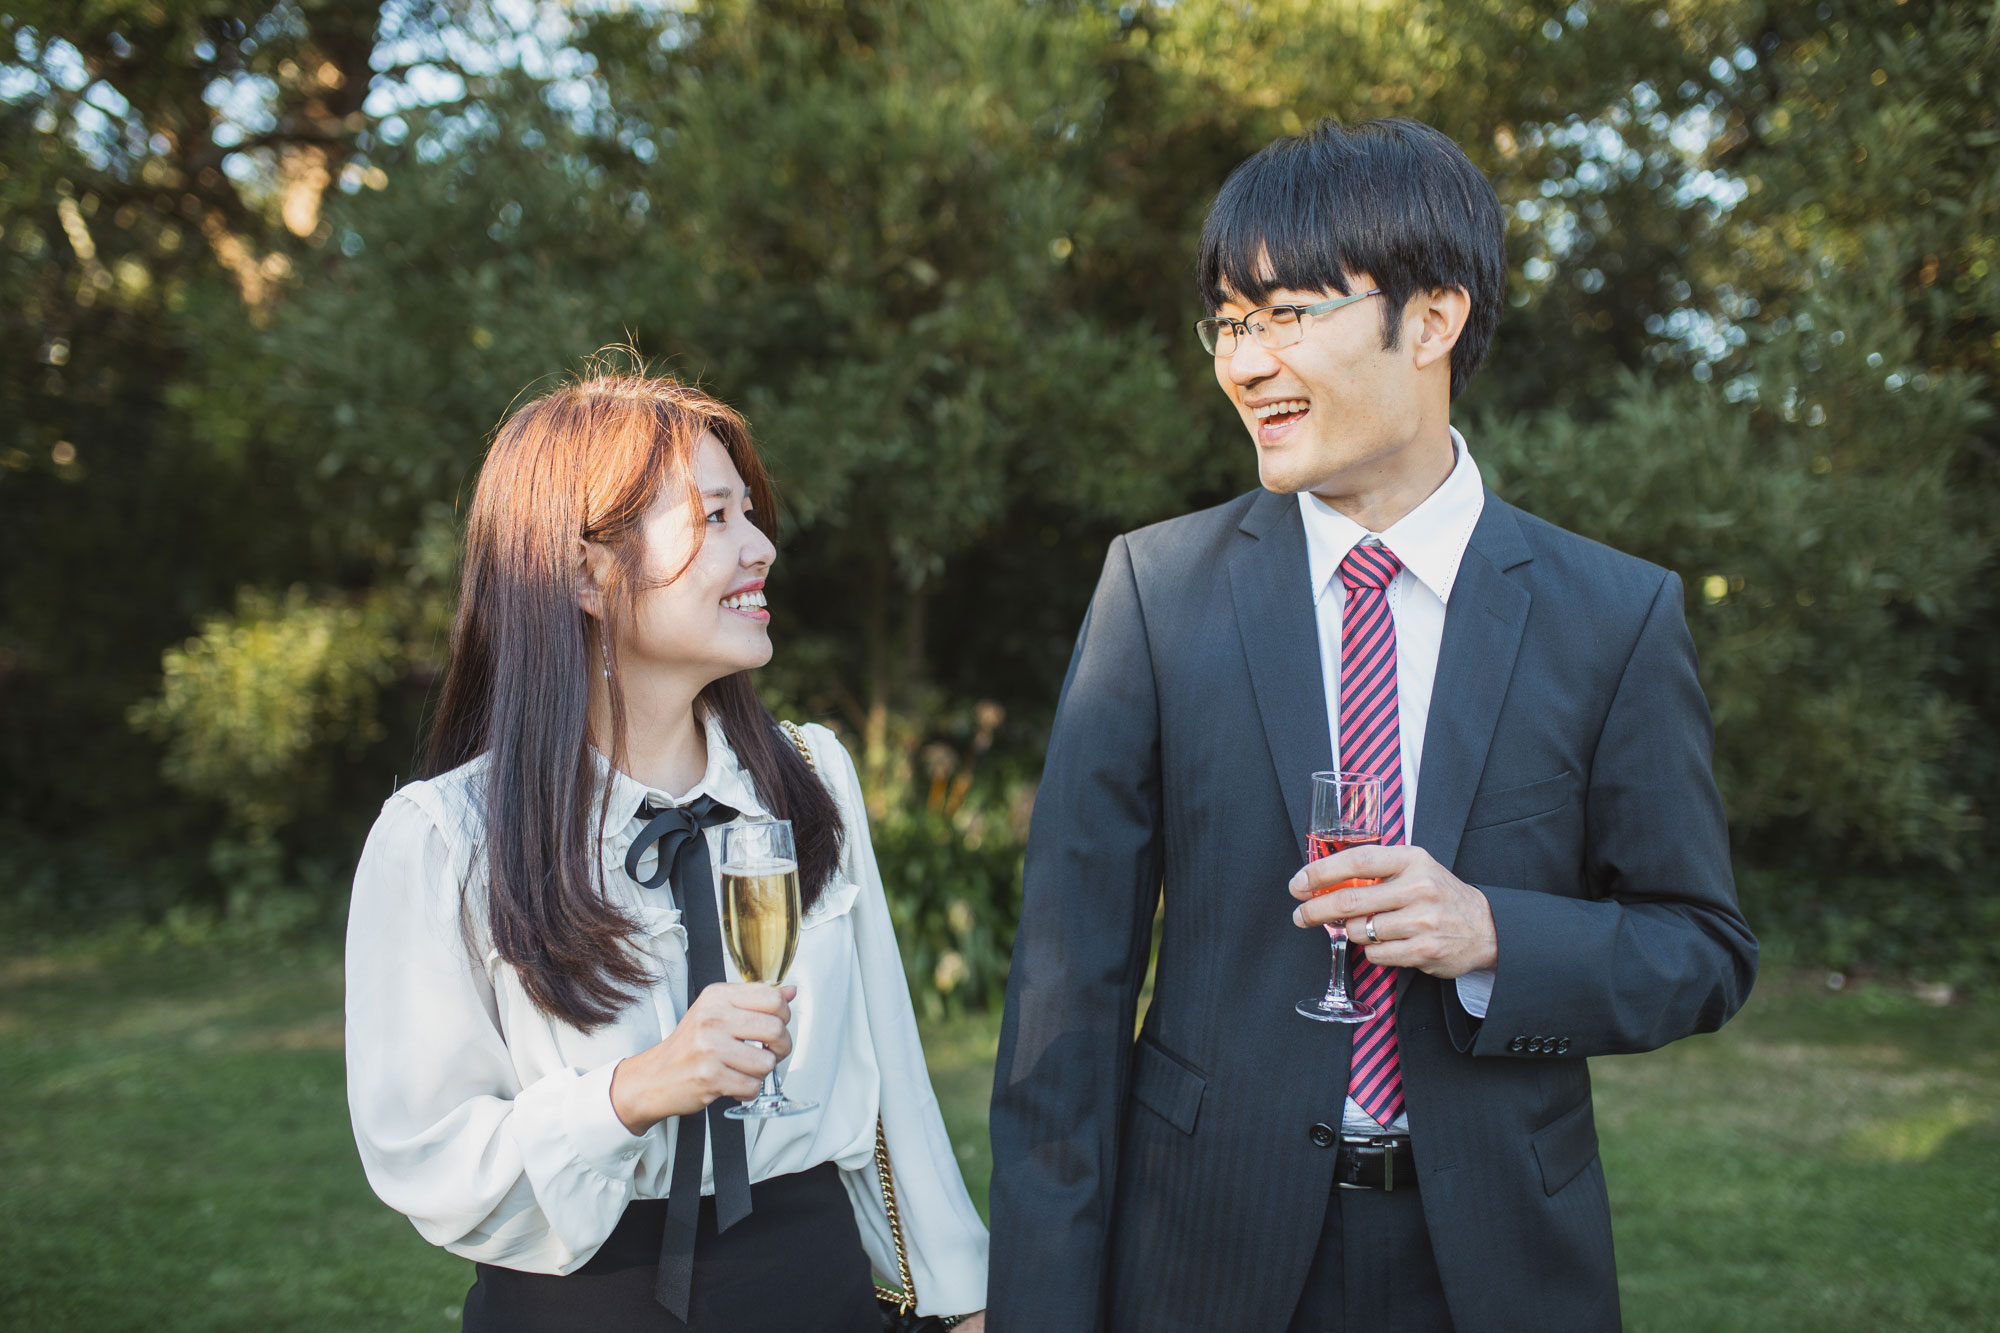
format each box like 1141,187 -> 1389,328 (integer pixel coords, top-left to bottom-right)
620,980 -> 805,1127
693,981 -> 793,1027
715,1039 -> 778,1082
731,1010 -> 792,1055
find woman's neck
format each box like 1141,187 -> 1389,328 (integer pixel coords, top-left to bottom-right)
590,666 -> 710,799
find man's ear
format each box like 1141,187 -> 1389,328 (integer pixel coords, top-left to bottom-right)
1410,286 -> 1471,373
577,539 -> 614,621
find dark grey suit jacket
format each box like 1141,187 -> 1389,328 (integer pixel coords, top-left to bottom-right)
987,487 -> 1757,1333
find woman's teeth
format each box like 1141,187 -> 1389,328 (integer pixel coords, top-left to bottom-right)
722,590 -> 767,611
1253,400 -> 1310,421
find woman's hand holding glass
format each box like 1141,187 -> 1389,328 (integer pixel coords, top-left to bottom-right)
608,982 -> 796,1135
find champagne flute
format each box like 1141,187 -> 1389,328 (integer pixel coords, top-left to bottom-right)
719,819 -> 817,1119
1296,771 -> 1384,1023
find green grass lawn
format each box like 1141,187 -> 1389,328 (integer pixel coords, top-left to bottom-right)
2,939 -> 1995,1330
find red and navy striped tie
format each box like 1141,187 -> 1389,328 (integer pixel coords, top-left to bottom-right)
1339,541 -> 1406,1126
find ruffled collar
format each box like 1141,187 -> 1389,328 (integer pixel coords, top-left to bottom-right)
590,711 -> 772,856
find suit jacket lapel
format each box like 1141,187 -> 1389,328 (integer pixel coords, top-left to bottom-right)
1395,495 -> 1531,1004
1228,491 -> 1333,859
1412,493 -> 1534,872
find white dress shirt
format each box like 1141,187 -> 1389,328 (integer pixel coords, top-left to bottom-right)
1299,427 -> 1496,1133
344,715 -> 988,1316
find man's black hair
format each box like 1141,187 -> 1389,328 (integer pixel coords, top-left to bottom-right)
1196,117 -> 1506,401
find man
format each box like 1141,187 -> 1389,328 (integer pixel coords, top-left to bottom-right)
987,118 -> 1756,1332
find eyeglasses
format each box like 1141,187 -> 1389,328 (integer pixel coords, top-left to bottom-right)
1195,289 -> 1382,357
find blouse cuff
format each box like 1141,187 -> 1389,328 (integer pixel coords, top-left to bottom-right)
514,1059 -> 653,1186
571,1059 -> 653,1178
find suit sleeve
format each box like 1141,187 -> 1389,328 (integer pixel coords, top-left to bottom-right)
987,535 -> 1164,1333
1450,570 -> 1758,1058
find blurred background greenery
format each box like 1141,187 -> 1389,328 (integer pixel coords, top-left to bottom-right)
2,0 -> 1997,1008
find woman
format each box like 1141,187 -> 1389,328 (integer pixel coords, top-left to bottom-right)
345,370 -> 989,1331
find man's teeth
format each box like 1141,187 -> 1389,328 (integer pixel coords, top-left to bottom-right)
722,590 -> 767,611
1253,400 -> 1310,420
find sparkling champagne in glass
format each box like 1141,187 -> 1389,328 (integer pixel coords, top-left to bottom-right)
720,820 -> 817,1119
1296,771 -> 1384,1023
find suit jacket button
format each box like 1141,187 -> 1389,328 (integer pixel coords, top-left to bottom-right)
1557,1037 -> 1572,1054
1508,1036 -> 1526,1053
1529,1036 -> 1547,1053
1310,1123 -> 1336,1148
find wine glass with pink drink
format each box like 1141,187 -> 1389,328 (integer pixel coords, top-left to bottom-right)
1296,771 -> 1384,1023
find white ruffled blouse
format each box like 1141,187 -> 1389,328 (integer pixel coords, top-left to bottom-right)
343,717 -> 989,1316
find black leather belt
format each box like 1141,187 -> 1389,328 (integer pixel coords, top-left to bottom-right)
1335,1134 -> 1415,1192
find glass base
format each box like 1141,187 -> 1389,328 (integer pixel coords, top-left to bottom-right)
724,1092 -> 818,1120
1296,995 -> 1375,1023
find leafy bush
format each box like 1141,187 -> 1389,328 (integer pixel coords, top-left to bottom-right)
129,586 -> 411,837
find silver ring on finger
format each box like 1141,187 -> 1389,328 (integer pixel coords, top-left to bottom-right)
1365,917 -> 1380,945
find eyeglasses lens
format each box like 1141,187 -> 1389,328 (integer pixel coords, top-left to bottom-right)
1261,307 -> 1301,346
1200,307 -> 1311,357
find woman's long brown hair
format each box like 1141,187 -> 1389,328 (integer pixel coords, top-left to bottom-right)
423,369 -> 843,1031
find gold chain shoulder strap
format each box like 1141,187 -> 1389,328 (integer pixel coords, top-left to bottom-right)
777,721 -> 919,1318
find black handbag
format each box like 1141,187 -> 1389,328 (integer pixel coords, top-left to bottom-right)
779,722 -> 969,1333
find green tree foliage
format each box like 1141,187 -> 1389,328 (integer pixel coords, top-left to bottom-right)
3,0 -> 1995,990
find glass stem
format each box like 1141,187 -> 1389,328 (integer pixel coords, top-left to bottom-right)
1325,930 -> 1355,1006
742,1041 -> 781,1106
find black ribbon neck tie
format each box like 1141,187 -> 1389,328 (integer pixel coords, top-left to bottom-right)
627,794 -> 751,1322
625,794 -> 736,891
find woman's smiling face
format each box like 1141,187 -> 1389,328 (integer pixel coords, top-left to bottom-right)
608,432 -> 777,688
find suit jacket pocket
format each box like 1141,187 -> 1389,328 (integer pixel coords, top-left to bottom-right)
1531,1096 -> 1600,1196
1464,771 -> 1575,831
1129,1035 -> 1206,1135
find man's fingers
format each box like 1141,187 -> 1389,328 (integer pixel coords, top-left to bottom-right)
1289,845 -> 1417,897
1357,938 -> 1426,970
1293,880 -> 1409,927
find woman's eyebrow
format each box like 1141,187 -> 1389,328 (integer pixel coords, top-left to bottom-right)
700,486 -> 739,500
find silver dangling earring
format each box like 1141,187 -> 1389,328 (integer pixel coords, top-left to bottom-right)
600,636 -> 613,683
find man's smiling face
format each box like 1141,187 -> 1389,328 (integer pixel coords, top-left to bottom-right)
1210,275 -> 1430,501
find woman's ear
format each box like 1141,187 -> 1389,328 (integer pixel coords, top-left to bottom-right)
576,539 -> 614,620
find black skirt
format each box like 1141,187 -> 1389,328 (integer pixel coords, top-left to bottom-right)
462,1162 -> 881,1333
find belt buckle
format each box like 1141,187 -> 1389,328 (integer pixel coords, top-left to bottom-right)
1341,1134 -> 1404,1192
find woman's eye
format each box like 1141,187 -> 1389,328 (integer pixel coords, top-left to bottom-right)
706,508 -> 727,524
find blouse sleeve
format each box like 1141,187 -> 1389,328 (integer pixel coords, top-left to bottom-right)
344,790 -> 654,1272
810,727 -> 992,1317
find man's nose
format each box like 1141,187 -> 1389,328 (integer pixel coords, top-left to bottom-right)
1225,335 -> 1280,385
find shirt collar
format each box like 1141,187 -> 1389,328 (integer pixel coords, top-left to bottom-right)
1300,426 -> 1486,606
592,710 -> 771,836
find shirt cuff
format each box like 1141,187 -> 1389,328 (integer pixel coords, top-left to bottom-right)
563,1059 -> 652,1179
1455,968 -> 1495,1019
